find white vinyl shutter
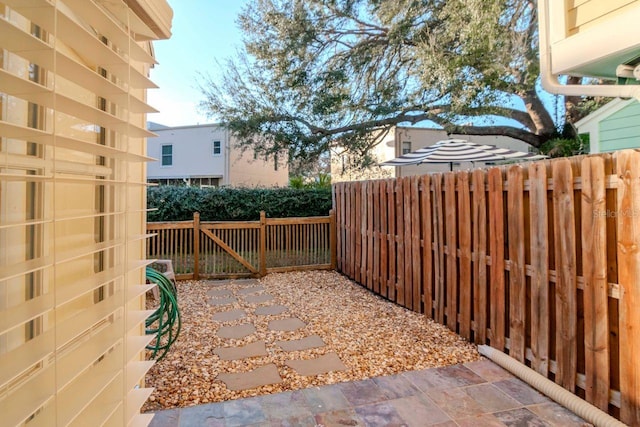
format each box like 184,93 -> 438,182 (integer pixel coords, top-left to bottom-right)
0,0 -> 167,425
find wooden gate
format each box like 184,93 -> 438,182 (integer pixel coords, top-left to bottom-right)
197,216 -> 261,278
147,211 -> 336,279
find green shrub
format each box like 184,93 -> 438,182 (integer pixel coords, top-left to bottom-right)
147,186 -> 333,222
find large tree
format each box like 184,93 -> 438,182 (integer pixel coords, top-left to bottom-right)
200,0 -> 584,168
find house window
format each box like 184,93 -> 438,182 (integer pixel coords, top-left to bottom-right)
402,141 -> 411,155
212,140 -> 221,156
161,144 -> 173,166
194,177 -> 220,188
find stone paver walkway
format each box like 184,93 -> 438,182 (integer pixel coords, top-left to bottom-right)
217,324 -> 257,339
255,305 -> 287,316
150,359 -> 592,427
206,278 -> 349,392
285,352 -> 347,376
275,335 -> 325,352
214,341 -> 268,361
212,309 -> 247,322
216,364 -> 282,392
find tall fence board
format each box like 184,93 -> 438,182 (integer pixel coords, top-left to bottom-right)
581,156 -> 610,411
332,150 -> 640,424
616,151 -> 640,423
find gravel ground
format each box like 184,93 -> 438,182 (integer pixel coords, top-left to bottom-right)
143,270 -> 480,412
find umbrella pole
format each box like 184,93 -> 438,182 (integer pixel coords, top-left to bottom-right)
449,162 -> 453,172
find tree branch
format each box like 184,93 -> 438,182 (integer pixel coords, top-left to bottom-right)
439,123 -> 545,147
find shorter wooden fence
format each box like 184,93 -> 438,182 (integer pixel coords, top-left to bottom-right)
147,211 -> 336,279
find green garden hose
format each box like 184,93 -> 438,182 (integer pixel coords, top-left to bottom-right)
145,266 -> 181,360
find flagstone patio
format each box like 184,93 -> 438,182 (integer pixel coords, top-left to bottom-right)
150,359 -> 592,427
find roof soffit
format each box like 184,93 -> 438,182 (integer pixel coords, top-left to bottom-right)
123,0 -> 172,40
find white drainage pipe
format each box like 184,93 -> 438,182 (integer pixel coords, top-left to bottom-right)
478,345 -> 627,427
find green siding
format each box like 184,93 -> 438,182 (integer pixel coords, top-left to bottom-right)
599,100 -> 640,152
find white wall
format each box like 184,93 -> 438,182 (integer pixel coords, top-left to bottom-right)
148,124 -> 228,180
147,124 -> 289,187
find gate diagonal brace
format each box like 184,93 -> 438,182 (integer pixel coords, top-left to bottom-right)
201,228 -> 259,274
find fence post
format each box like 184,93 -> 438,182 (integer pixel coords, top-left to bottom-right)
330,209 -> 337,270
193,212 -> 200,280
259,211 -> 267,277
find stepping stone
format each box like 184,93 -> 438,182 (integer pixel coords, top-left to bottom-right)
255,305 -> 288,316
237,285 -> 266,295
208,296 -> 237,306
244,293 -> 274,304
217,363 -> 282,391
212,309 -> 247,322
268,318 -> 306,332
232,278 -> 260,285
276,335 -> 325,352
217,323 -> 257,339
205,279 -> 232,287
214,340 -> 268,360
207,288 -> 233,298
285,353 -> 347,376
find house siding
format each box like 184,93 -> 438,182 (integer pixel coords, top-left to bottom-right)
544,0 -> 640,83
567,0 -> 638,35
599,100 -> 640,151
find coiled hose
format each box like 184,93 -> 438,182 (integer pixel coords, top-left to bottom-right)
145,266 -> 181,360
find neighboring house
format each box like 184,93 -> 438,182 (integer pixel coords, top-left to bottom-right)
576,98 -> 640,153
0,1 -> 172,426
538,0 -> 640,97
330,126 -> 534,182
147,123 -> 289,187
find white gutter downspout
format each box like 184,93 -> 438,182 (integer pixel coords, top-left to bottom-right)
537,0 -> 640,100
478,345 -> 627,427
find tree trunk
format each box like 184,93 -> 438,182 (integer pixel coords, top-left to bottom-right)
523,90 -> 557,142
564,76 -> 583,136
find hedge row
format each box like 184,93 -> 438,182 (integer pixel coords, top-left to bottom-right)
147,186 -> 333,222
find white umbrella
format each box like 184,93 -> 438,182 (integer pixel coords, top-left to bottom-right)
380,138 -> 546,171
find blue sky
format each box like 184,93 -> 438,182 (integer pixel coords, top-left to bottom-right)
146,1 -> 562,131
147,1 -> 249,126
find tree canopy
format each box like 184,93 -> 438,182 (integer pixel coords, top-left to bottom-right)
200,0 -> 592,169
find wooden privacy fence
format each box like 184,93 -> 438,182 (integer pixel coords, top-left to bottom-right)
147,211 -> 336,279
332,149 -> 640,425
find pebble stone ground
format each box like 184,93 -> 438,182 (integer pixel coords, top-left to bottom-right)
149,278 -> 593,427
